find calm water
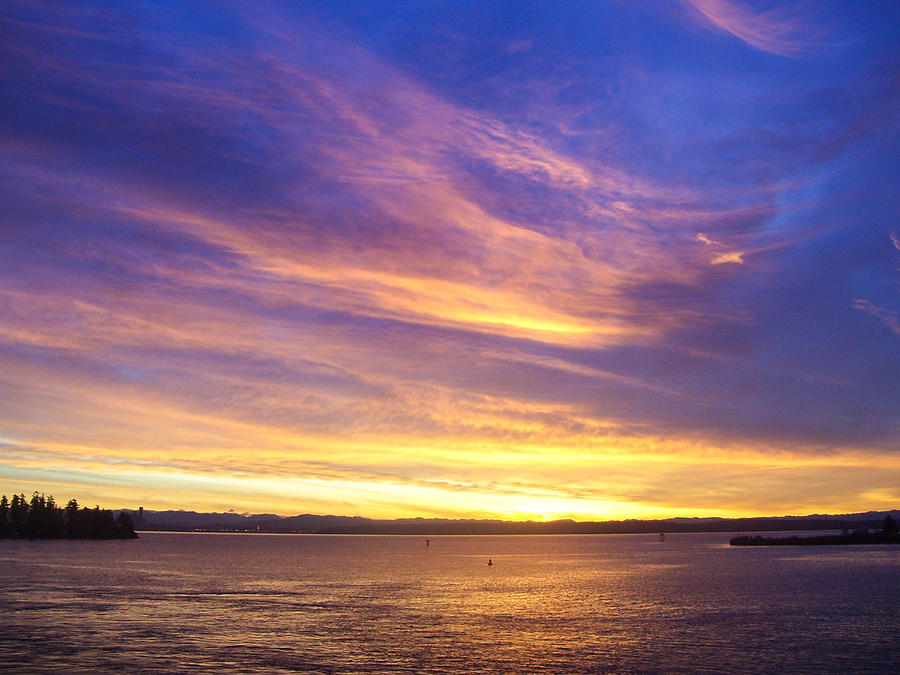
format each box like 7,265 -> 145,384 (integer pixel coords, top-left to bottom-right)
1,532 -> 898,673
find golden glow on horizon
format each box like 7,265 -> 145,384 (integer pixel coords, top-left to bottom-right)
3,323 -> 897,521
5,422 -> 899,520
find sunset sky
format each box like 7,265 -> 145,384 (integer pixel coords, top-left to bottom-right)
1,0 -> 898,520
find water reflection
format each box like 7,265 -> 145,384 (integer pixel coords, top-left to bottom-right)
1,533 -> 897,672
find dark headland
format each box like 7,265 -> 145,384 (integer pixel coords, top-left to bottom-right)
730,532 -> 900,546
730,514 -> 900,546
0,492 -> 137,540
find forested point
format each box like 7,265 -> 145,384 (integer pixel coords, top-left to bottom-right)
0,492 -> 137,540
730,515 -> 900,546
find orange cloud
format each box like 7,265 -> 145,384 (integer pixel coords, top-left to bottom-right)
711,251 -> 744,265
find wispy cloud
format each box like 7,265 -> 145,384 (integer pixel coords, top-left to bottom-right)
0,10 -> 770,348
679,0 -> 838,58
852,299 -> 900,337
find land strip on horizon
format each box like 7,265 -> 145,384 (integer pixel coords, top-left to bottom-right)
129,509 -> 900,536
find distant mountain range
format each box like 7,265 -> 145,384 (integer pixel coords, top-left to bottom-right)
127,509 -> 900,535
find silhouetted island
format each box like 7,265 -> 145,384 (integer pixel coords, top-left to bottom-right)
0,492 -> 137,540
731,515 -> 900,546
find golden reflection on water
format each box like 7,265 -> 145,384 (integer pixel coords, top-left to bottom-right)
1,533 -> 898,673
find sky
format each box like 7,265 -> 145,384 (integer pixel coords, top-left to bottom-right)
1,0 -> 898,520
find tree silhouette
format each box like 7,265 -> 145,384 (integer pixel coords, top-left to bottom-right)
10,494 -> 28,537
0,491 -> 138,539
883,514 -> 899,535
65,498 -> 83,538
0,495 -> 8,537
116,511 -> 136,537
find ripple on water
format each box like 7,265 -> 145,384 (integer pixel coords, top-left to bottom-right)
1,532 -> 898,673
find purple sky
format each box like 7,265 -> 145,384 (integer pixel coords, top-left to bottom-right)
1,0 -> 897,519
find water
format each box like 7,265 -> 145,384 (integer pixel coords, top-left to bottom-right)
1,532 -> 898,673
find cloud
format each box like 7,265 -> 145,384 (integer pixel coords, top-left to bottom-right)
697,232 -> 748,264
0,8 -> 773,350
852,299 -> 900,337
711,251 -> 745,265
679,0 -> 837,58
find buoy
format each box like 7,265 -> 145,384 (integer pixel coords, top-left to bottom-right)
488,559 -> 493,566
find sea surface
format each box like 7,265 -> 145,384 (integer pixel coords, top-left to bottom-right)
1,531 -> 898,673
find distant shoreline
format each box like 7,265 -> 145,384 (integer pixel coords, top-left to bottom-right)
8,494 -> 895,538
127,510 -> 900,536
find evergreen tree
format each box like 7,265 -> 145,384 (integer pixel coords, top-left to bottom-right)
44,495 -> 64,538
0,491 -> 137,539
10,494 -> 28,537
64,498 -> 82,538
27,492 -> 46,539
0,495 -> 9,537
116,511 -> 136,537
88,505 -> 117,538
